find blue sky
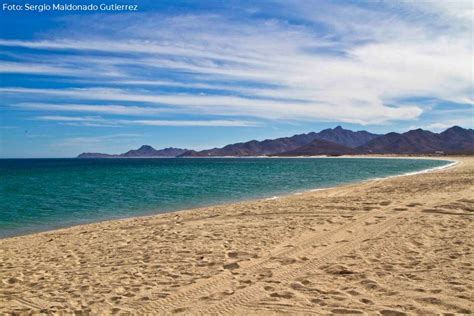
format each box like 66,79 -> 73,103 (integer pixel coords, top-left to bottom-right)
0,0 -> 473,158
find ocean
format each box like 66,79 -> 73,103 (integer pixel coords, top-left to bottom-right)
0,157 -> 450,238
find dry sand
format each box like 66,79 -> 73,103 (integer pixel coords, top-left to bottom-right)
1,157 -> 473,314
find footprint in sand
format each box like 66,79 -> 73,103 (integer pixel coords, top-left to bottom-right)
323,264 -> 355,275
172,307 -> 188,313
379,310 -> 407,316
359,278 -> 382,290
331,308 -> 364,314
289,281 -> 305,290
269,291 -> 294,299
360,298 -> 373,304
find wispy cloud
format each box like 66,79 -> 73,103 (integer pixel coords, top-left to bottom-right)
0,1 -> 472,129
125,119 -> 260,127
34,114 -> 259,127
411,119 -> 474,133
0,62 -> 77,76
54,133 -> 145,147
2,87 -> 423,124
14,102 -> 166,115
36,115 -> 105,122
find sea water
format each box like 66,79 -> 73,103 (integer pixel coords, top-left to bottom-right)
0,157 -> 450,237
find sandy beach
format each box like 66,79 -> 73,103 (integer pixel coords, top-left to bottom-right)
1,157 -> 473,314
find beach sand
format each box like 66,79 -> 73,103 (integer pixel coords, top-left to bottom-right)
1,157 -> 473,314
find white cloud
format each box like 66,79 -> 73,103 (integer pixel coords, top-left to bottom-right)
0,62 -> 75,75
36,115 -> 105,122
123,119 -> 260,127
414,119 -> 474,133
55,133 -> 144,147
2,87 -> 423,124
14,102 -> 166,115
34,114 -> 259,127
0,60 -> 123,78
0,2 -> 472,126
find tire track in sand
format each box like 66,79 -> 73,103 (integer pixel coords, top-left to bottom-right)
194,212 -> 405,315
139,209 -> 397,313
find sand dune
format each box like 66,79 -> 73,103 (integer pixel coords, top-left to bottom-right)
1,157 -> 473,314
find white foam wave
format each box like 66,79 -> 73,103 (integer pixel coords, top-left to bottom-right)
265,196 -> 279,201
294,159 -> 457,196
388,160 -> 457,179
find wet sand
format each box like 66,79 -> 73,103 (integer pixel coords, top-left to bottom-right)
1,157 -> 473,314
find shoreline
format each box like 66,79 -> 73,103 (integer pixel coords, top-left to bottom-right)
287,157 -> 458,198
2,154 -> 469,160
0,156 -> 455,241
1,156 -> 472,314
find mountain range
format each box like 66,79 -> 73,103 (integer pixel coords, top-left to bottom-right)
180,126 -> 379,157
358,126 -> 474,154
77,126 -> 474,158
77,146 -> 188,158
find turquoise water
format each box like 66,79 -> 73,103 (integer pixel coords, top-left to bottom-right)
0,158 -> 449,238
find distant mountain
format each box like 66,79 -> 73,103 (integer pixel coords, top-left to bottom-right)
315,126 -> 380,148
121,145 -> 187,158
77,145 -> 188,158
77,152 -> 116,158
358,126 -> 474,154
276,139 -> 358,156
180,126 -> 378,157
180,132 -> 320,157
77,126 -> 473,158
438,126 -> 474,153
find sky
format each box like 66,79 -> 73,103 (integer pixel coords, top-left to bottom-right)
0,0 -> 473,158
